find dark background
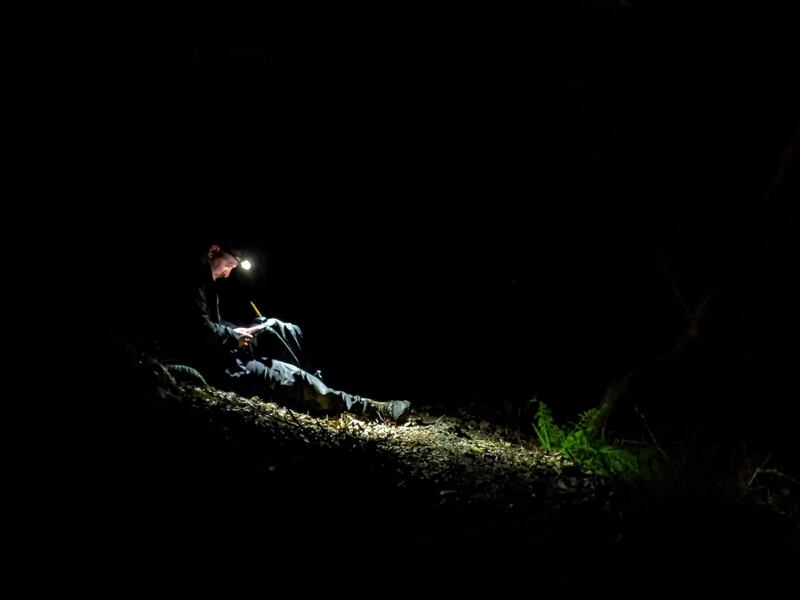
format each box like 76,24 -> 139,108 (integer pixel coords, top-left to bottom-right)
78,1 -> 797,445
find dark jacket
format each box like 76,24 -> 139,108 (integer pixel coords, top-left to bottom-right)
167,259 -> 242,380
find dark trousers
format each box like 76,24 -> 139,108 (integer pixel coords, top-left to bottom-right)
224,318 -> 363,414
229,358 -> 363,414
249,318 -> 312,371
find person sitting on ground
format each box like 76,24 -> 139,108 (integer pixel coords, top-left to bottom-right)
164,242 -> 411,424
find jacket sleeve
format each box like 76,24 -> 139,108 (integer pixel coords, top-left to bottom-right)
192,284 -> 240,352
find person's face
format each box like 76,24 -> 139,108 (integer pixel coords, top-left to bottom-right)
211,253 -> 239,280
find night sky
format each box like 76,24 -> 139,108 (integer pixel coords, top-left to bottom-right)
81,1 -> 798,448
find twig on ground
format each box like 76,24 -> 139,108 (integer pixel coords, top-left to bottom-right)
746,454 -> 772,490
634,406 -> 669,460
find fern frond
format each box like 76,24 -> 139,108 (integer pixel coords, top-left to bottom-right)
166,364 -> 209,387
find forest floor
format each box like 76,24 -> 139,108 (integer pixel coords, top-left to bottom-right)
58,349 -> 799,595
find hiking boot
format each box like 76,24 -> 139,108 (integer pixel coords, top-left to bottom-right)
358,399 -> 412,425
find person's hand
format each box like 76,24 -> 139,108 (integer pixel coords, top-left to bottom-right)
242,323 -> 269,335
234,327 -> 254,348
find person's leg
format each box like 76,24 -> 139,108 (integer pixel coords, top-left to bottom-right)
252,318 -> 312,371
226,358 -> 411,423
242,359 -> 361,414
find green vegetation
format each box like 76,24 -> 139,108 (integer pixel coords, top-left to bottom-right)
532,398 -> 658,479
165,364 -> 208,387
